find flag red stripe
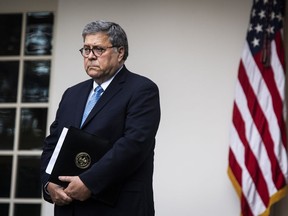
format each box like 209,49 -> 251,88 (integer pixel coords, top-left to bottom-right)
273,32 -> 287,146
241,195 -> 254,216
274,32 -> 285,69
232,101 -> 270,206
228,146 -> 242,186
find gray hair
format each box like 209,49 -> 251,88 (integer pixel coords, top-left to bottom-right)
82,20 -> 129,60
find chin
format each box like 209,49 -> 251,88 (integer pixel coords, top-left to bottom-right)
87,69 -> 101,76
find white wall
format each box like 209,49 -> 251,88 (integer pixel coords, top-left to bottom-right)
44,0 -> 288,215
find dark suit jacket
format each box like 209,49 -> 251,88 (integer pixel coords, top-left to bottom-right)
40,66 -> 161,216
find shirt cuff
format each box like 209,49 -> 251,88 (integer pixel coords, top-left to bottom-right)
44,182 -> 50,195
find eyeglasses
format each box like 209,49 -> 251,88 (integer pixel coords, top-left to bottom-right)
79,46 -> 116,58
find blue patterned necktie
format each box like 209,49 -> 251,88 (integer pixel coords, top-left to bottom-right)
81,85 -> 103,126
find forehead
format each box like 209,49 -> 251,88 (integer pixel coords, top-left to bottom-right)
84,32 -> 110,45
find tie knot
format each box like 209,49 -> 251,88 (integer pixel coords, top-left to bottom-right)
95,85 -> 103,95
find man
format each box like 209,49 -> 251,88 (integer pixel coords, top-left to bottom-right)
40,20 -> 161,216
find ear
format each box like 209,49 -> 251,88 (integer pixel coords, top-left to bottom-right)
117,46 -> 125,62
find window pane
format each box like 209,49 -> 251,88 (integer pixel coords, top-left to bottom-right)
0,109 -> 16,150
15,156 -> 41,198
25,12 -> 54,55
19,108 -> 47,150
0,14 -> 22,56
0,204 -> 9,216
14,204 -> 41,216
22,61 -> 50,102
0,61 -> 19,103
0,156 -> 13,197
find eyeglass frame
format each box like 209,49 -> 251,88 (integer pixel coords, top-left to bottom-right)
79,45 -> 118,58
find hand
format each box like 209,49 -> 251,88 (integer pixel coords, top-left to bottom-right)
47,182 -> 73,206
59,176 -> 92,201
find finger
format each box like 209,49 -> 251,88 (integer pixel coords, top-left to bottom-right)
58,176 -> 74,182
54,191 -> 73,205
63,194 -> 73,203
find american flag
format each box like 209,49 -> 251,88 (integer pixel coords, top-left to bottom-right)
228,0 -> 288,215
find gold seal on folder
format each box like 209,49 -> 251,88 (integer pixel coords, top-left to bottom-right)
75,152 -> 91,169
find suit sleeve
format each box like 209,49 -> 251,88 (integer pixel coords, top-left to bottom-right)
40,89 -> 69,203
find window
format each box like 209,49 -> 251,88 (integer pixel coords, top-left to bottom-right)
0,12 -> 54,216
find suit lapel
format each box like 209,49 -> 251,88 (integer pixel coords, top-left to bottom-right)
81,66 -> 127,128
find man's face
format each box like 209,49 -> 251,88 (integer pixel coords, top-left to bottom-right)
83,32 -> 124,84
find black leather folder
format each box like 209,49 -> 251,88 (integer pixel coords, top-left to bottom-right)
47,126 -> 120,205
48,126 -> 111,186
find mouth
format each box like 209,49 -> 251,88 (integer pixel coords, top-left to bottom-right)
88,65 -> 99,69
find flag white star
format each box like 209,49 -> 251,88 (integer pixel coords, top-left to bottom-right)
276,13 -> 282,21
249,23 -> 253,32
270,12 -> 275,20
259,10 -> 266,19
252,9 -> 256,17
255,24 -> 263,33
252,37 -> 260,47
266,26 -> 275,34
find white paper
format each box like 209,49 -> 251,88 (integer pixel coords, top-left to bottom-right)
45,127 -> 69,174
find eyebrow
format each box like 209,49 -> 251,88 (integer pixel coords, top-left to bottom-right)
83,44 -> 107,48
